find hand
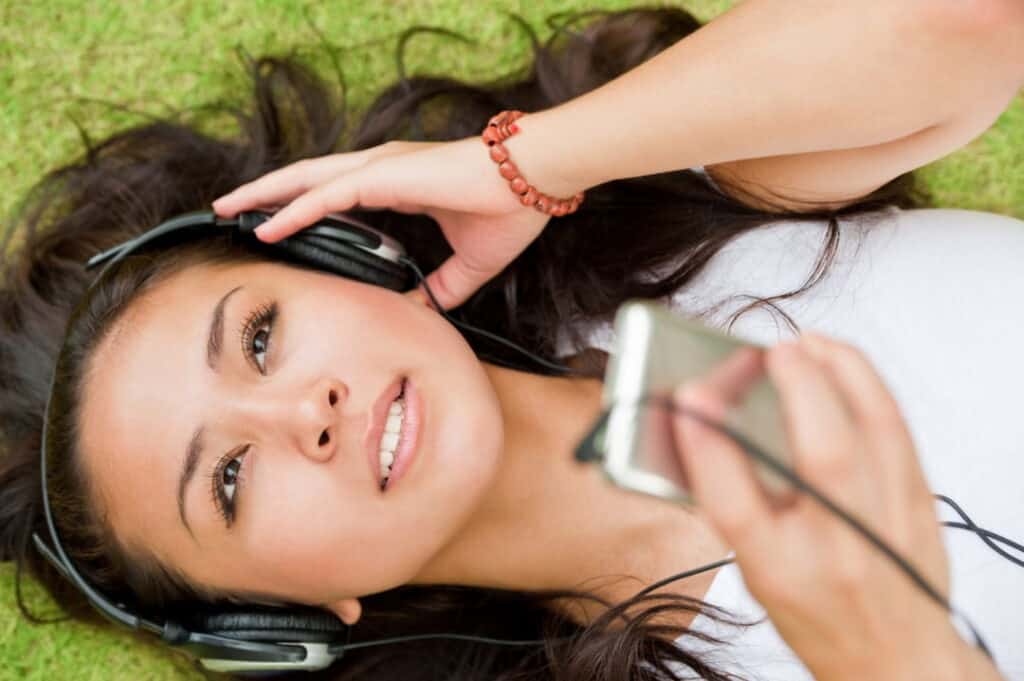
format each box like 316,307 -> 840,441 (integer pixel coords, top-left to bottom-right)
211,137 -> 556,310
671,332 -> 961,681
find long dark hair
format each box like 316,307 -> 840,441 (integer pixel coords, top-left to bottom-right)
0,6 -> 928,680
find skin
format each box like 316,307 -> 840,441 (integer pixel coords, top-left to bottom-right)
80,260 -> 728,627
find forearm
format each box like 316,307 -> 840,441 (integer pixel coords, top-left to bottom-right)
507,0 -> 1020,196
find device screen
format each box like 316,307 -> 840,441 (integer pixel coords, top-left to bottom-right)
587,301 -> 794,503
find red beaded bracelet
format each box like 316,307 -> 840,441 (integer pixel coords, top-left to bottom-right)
481,110 -> 584,217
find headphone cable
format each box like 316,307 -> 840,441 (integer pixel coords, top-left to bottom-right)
328,557 -> 733,656
400,255 -> 1017,660
636,395 -> 995,659
399,257 -> 591,378
936,494 -> 1024,568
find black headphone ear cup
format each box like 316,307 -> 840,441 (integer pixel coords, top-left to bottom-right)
200,608 -> 347,644
268,236 -> 411,292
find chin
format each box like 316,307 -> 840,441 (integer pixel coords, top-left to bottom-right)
440,391 -> 504,490
418,369 -> 504,510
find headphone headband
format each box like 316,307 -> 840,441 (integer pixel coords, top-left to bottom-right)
31,208 -> 590,674
33,209 -> 415,672
36,209 -> 1010,673
85,210 -> 407,273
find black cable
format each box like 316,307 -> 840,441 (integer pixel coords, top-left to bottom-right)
942,523 -> 1024,565
633,395 -> 994,659
399,256 -> 589,378
329,556 -> 732,655
936,494 -> 1024,569
340,633 -> 555,652
943,522 -> 1024,556
633,556 -> 736,600
35,217 -> 1017,672
402,260 -> 1001,659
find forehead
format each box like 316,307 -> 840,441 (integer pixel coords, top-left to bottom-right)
77,261 -> 242,541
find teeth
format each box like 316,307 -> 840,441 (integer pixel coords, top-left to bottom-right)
379,431 -> 398,451
379,449 -> 395,479
379,398 -> 405,486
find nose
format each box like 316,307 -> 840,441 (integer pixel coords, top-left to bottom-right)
245,377 -> 346,462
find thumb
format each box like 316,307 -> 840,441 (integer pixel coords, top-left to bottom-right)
673,383 -> 772,549
420,254 -> 496,311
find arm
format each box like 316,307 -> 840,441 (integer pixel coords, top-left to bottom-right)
816,619 -> 1008,681
510,0 -> 1024,211
212,0 -> 1023,308
950,642 -> 1009,681
817,623 -> 1008,681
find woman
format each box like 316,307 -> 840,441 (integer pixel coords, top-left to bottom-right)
1,3 -> 1021,680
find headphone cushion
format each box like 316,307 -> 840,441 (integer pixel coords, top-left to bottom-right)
268,236 -> 411,292
201,609 -> 347,643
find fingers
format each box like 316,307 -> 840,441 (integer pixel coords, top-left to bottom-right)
798,333 -> 931,501
766,341 -> 866,508
697,346 -> 767,405
797,334 -> 906,438
673,362 -> 774,554
212,154 -> 369,218
212,142 -> 437,220
244,178 -> 364,243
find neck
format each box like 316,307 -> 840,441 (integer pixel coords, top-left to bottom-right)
411,363 -> 726,620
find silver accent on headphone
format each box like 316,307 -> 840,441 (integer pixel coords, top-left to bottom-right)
200,643 -> 335,673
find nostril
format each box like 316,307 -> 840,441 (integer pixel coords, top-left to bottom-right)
319,430 -> 330,447
328,389 -> 338,407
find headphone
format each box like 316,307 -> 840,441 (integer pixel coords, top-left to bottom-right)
32,209 -> 608,674
31,210 -> 1021,673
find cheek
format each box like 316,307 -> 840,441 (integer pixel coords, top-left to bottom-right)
243,460 -> 402,596
240,393 -> 506,601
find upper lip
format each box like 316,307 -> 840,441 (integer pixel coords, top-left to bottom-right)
364,376 -> 405,487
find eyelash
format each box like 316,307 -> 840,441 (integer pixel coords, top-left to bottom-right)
211,301 -> 278,525
239,301 -> 278,375
210,445 -> 249,527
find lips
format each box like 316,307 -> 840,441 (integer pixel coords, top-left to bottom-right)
365,376 -> 405,490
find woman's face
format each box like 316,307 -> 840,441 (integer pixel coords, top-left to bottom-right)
79,259 -> 504,610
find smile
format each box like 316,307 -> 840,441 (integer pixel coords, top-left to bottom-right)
365,376 -> 423,492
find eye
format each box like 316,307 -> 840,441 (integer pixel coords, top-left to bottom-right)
240,302 -> 277,375
211,445 -> 250,526
223,455 -> 243,505
251,326 -> 270,373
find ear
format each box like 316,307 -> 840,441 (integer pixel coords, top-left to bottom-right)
325,597 -> 362,626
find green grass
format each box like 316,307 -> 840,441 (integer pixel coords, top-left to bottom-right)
0,1 -> 1021,679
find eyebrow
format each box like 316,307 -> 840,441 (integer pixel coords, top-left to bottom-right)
177,285 -> 244,535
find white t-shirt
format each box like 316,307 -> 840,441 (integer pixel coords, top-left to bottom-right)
556,205 -> 1024,680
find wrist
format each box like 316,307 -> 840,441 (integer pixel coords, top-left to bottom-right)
810,622 -> 986,681
497,108 -> 600,199
949,637 -> 1004,681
